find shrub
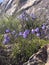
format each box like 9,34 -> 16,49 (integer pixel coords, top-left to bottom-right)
0,16 -> 47,65
10,36 -> 49,65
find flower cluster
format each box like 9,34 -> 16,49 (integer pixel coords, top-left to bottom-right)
2,24 -> 46,44
17,12 -> 36,21
3,29 -> 10,44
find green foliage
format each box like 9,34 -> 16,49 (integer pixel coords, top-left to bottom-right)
0,17 -> 22,34
0,16 -> 48,65
11,36 -> 49,65
0,16 -> 45,34
20,18 -> 45,30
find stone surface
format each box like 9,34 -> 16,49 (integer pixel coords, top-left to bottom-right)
0,0 -> 49,22
0,44 -> 13,65
0,46 -> 10,65
23,44 -> 49,65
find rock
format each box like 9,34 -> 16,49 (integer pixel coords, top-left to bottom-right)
0,46 -> 10,65
23,44 -> 49,65
0,0 -> 49,22
45,44 -> 49,65
1,0 -> 17,15
1,0 -> 49,20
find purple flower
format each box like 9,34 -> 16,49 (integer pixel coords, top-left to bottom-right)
3,39 -> 7,44
30,13 -> 36,19
41,25 -> 46,30
24,30 -> 30,35
4,34 -> 8,38
3,38 -> 10,44
5,29 -> 10,33
19,14 -> 23,19
4,34 -> 10,40
19,12 -> 25,19
3,33 -> 10,44
23,29 -> 30,38
23,33 -> 27,38
36,33 -> 40,37
31,29 -> 35,34
19,32 -> 23,36
35,27 -> 39,33
6,36 -> 10,41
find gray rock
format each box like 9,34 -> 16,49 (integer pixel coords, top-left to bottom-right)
0,0 -> 49,22
23,44 -> 49,65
